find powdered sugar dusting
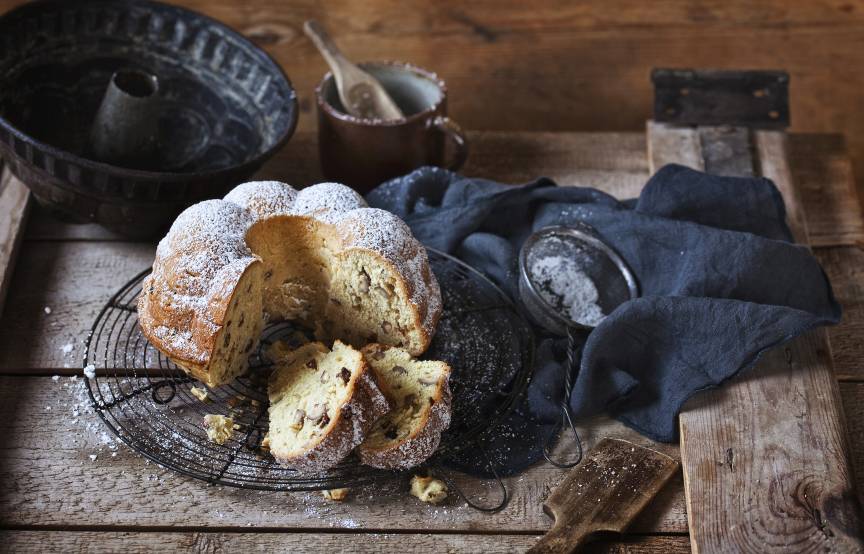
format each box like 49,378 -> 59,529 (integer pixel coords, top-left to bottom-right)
529,254 -> 605,327
224,180 -> 298,219
334,207 -> 442,327
293,182 -> 367,224
140,200 -> 257,362
140,181 -> 441,377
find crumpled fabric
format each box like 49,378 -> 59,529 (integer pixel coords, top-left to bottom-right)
366,164 -> 840,475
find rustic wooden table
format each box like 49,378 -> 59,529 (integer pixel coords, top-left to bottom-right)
0,130 -> 862,552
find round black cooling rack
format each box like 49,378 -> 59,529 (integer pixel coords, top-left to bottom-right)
84,248 -> 534,493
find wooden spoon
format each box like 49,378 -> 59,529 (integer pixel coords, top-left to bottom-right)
304,20 -> 404,121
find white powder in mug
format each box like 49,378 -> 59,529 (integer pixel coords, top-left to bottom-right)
529,255 -> 606,327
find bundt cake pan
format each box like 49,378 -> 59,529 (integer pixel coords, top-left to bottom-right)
0,0 -> 298,238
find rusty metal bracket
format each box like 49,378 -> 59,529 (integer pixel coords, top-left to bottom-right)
652,69 -> 789,129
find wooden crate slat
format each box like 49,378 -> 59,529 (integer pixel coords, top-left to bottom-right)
815,246 -> 864,381
648,121 -> 864,552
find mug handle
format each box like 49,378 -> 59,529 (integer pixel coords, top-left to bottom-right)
432,116 -> 469,171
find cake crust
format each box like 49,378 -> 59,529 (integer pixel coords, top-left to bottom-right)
138,181 -> 442,387
357,344 -> 452,470
267,341 -> 390,473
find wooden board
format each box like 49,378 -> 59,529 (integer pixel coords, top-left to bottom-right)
0,168 -> 30,319
648,122 -> 863,552
814,246 -> 864,381
0,531 -> 692,554
531,438 -> 679,553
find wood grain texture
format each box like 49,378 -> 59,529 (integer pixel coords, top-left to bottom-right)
0,168 -> 31,318
0,241 -> 155,371
788,134 -> 864,247
646,123 -> 704,174
648,125 -> 864,551
815,246 -> 864,381
530,439 -> 679,553
679,333 -> 863,552
0,531 -> 692,554
841,383 -> 864,509
0,377 -> 685,533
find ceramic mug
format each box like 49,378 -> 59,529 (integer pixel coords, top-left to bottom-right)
316,61 -> 468,192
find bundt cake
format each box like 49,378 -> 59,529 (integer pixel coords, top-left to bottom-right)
357,344 -> 452,470
267,340 -> 390,473
137,181 -> 442,387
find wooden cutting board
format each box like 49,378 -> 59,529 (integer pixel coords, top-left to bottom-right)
528,438 -> 679,553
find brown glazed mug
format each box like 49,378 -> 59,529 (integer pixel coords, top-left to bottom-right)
316,61 -> 468,192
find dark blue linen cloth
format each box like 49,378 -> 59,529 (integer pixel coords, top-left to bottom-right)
367,164 -> 841,475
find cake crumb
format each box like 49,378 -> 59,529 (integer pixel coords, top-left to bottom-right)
410,475 -> 448,504
203,414 -> 234,445
61,343 -> 74,355
52,375 -> 60,382
190,386 -> 209,402
44,306 -> 52,314
89,454 -> 97,462
322,488 -> 349,501
83,364 -> 96,379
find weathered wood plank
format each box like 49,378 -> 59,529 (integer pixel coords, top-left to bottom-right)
0,242 -> 154,371
815,246 -> 864,382
0,169 -> 31,318
21,131 -> 864,248
646,123 -> 704,173
788,134 -> 864,248
679,332 -> 862,552
0,377 -> 685,533
841,383 -> 864,509
648,124 -> 863,551
0,530 -> 692,554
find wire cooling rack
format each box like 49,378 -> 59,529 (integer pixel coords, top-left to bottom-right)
84,248 -> 534,493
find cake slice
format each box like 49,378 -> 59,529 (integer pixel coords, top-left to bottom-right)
267,340 -> 390,473
357,344 -> 452,470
